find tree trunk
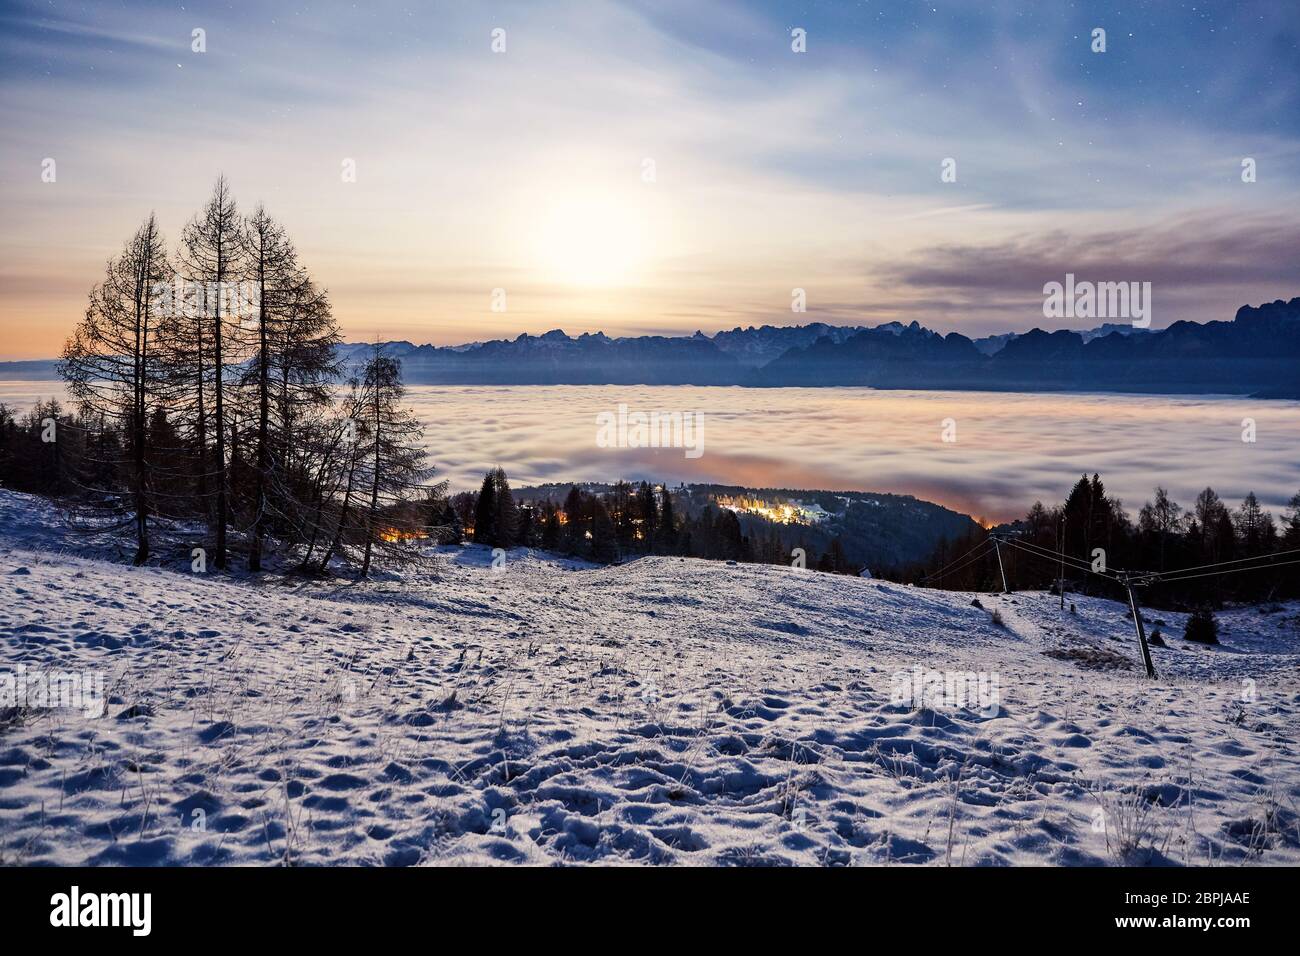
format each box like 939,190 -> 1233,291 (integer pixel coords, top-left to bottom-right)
194,320 -> 208,522
132,246 -> 150,565
319,447 -> 358,574
212,237 -> 228,570
250,254 -> 270,572
359,384 -> 382,578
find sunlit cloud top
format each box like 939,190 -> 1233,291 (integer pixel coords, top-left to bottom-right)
2,0 -> 1297,358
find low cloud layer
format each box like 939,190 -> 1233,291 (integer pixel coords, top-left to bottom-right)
6,381 -> 1295,523
405,386 -> 1300,523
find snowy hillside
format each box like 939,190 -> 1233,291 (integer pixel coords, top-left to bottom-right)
1,489 -> 1298,866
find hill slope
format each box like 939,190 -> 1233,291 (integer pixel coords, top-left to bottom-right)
1,490 -> 1297,866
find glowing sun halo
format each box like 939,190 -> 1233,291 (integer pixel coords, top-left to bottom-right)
532,194 -> 649,287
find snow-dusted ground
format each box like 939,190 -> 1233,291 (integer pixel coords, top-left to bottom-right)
2,489 -> 1298,866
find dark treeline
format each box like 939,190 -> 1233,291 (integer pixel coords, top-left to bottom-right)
904,474 -> 1300,607
0,178 -> 437,577
448,474 -> 860,572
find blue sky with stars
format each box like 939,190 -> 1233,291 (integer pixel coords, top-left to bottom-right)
2,0 -> 1297,358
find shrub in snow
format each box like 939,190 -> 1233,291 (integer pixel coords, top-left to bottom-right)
991,609 -> 1005,628
1184,607 -> 1219,645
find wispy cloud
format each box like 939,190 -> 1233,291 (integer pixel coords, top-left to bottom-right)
881,210 -> 1300,328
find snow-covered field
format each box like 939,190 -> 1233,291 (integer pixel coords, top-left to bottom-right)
2,489 -> 1298,866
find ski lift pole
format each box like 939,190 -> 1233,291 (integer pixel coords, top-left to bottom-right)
1119,572 -> 1158,679
1059,516 -> 1066,610
993,535 -> 1009,594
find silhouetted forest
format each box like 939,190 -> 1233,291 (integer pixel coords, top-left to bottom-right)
448,475 -> 863,573
903,474 -> 1300,607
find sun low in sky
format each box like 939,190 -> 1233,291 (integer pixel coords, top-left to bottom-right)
529,189 -> 657,289
1,0 -> 1298,359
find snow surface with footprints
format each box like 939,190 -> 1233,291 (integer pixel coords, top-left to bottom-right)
2,489 -> 1298,866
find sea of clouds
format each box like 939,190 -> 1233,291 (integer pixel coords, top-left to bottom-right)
5,382 -> 1297,523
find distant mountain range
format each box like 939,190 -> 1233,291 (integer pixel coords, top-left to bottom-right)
5,298 -> 1297,397
336,298 -> 1300,396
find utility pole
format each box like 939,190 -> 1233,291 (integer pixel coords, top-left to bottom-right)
993,535 -> 1009,594
1119,572 -> 1158,679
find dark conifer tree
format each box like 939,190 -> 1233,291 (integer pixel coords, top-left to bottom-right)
472,471 -> 496,545
490,467 -> 518,548
657,485 -> 677,554
562,485 -> 587,554
637,481 -> 657,549
591,498 -> 617,563
541,507 -> 561,550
